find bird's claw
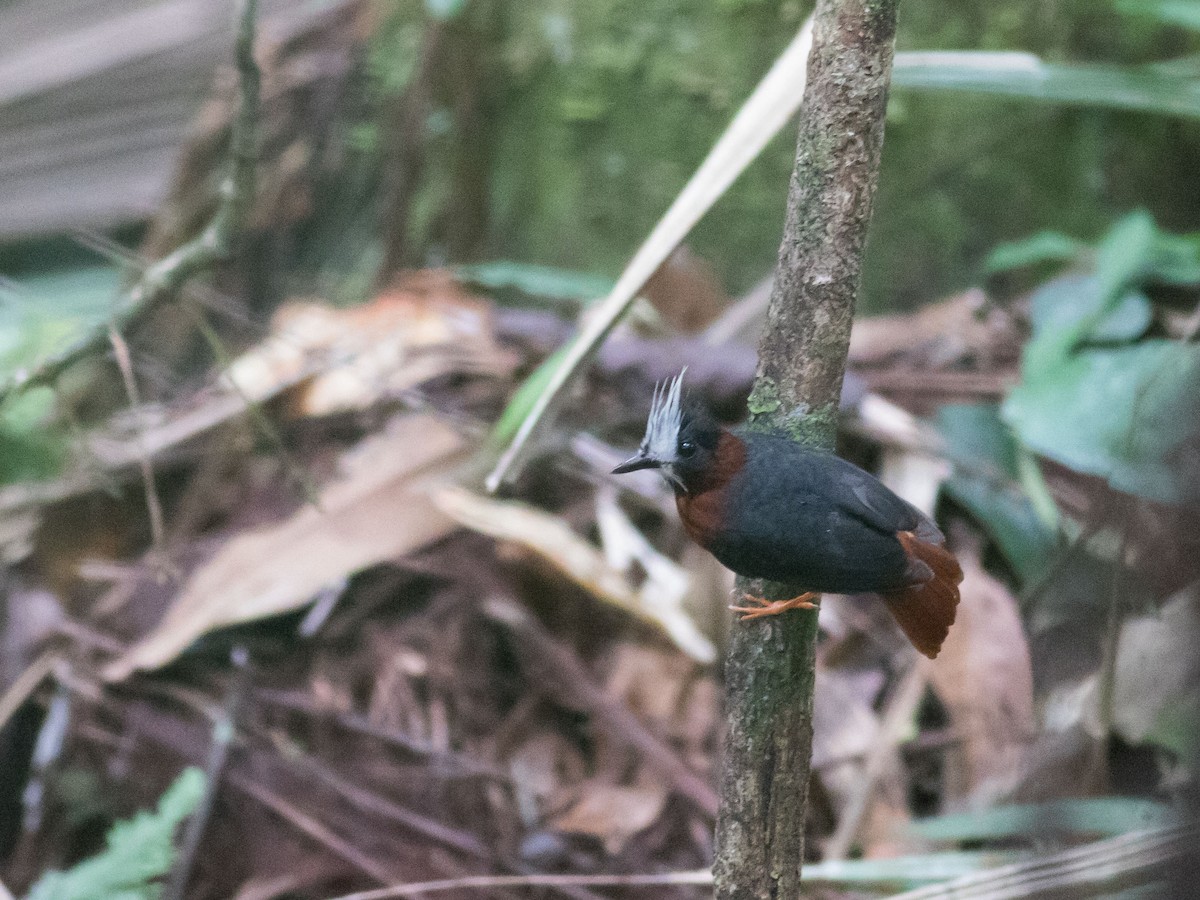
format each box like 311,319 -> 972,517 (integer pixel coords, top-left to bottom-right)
729,591 -> 819,620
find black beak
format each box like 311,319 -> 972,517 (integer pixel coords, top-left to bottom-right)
612,454 -> 661,475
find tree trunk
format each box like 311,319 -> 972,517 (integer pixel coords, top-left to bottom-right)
712,1 -> 901,898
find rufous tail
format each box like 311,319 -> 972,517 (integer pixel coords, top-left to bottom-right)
881,531 -> 963,659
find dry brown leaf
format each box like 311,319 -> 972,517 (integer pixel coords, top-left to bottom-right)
226,271 -> 516,417
508,732 -> 588,827
1079,584 -> 1200,746
928,534 -> 1036,806
103,414 -> 469,680
849,289 -> 1017,369
643,245 -> 729,333
814,669 -> 913,858
602,643 -> 694,730
551,774 -> 669,855
87,273 -> 513,469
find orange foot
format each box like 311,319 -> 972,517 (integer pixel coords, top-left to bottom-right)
729,591 -> 819,620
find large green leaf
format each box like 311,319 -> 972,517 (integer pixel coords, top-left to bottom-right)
1026,276 -> 1153,350
910,798 -> 1177,843
453,261 -> 613,304
1117,0 -> 1200,32
937,405 -> 1058,583
985,231 -> 1085,275
1003,215 -> 1200,503
1004,340 -> 1200,504
892,52 -> 1200,119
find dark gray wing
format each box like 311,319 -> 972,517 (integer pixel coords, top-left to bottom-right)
821,454 -> 944,543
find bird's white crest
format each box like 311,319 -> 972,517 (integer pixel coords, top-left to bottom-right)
640,367 -> 687,463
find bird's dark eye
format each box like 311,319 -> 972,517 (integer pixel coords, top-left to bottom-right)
679,440 -> 696,457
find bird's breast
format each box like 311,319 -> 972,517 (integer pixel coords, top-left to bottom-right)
676,487 -> 726,549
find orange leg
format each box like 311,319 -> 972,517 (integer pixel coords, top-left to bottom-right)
729,591 -> 819,620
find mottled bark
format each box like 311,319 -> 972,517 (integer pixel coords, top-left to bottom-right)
713,2 -> 901,898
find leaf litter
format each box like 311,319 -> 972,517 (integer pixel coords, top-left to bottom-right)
3,36 -> 1199,900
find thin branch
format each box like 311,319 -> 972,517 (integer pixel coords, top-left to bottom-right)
107,327 -> 166,549
482,597 -> 719,818
714,1 -> 901,898
230,774 -> 398,886
163,647 -> 253,900
0,0 -> 261,406
187,303 -> 320,505
325,869 -> 712,900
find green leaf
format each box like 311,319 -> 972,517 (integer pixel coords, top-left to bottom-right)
27,767 -> 206,900
453,261 -> 613,303
485,343 -> 572,449
0,387 -> 65,484
1003,340 -> 1200,504
0,267 -> 120,375
937,405 -> 1058,582
424,0 -> 467,22
1027,277 -> 1152,348
803,851 -> 1018,888
910,799 -> 1177,843
985,231 -> 1084,274
937,404 -> 1020,479
943,476 -> 1058,583
1116,0 -> 1200,32
1021,215 -> 1200,373
893,52 -> 1200,119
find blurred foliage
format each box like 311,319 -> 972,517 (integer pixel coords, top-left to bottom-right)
453,260 -> 612,304
937,403 -> 1059,583
909,798 -> 1177,842
1001,212 -> 1200,504
347,0 -> 1200,313
25,767 -> 204,900
0,265 -> 120,483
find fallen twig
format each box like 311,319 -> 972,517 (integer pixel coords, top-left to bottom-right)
230,774 -> 398,885
824,662 -> 929,859
164,647 -> 253,900
482,597 -> 719,818
252,689 -> 509,780
108,326 -> 166,549
325,869 -> 713,900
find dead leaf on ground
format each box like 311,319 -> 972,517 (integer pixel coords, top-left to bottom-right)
87,272 -> 514,469
1083,584 -> 1200,747
813,668 -> 913,858
643,245 -> 729,333
849,289 -> 1018,370
226,270 -> 517,417
508,731 -> 588,826
928,531 -> 1036,807
103,414 -> 470,679
551,774 -> 669,855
